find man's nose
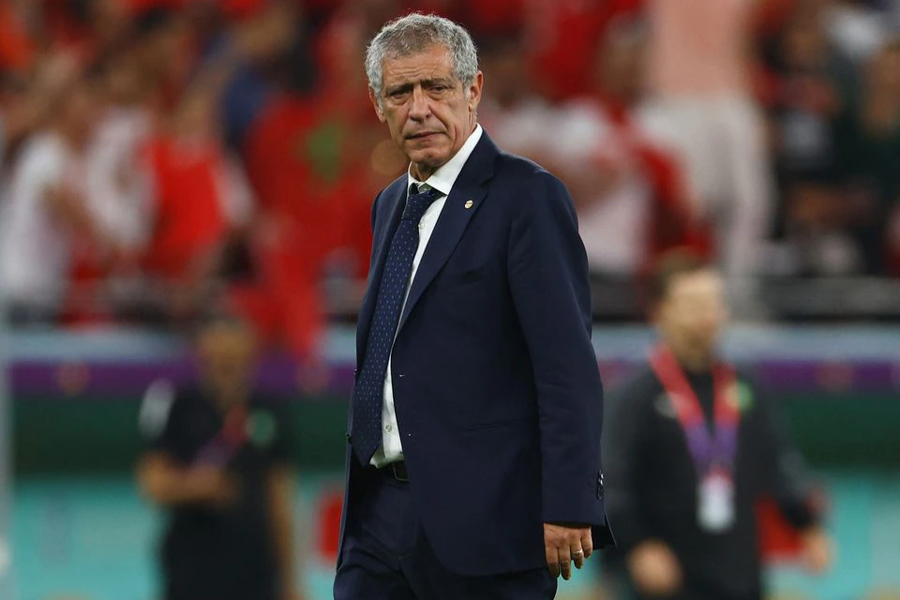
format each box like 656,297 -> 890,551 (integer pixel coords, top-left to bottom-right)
408,87 -> 431,121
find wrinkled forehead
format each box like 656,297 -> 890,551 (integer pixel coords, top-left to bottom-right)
381,44 -> 457,89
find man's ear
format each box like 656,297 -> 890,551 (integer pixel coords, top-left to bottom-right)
467,71 -> 484,113
369,88 -> 386,123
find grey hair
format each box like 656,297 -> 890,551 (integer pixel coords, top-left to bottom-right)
365,13 -> 479,100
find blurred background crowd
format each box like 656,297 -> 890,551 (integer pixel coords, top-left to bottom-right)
3,0 -> 900,360
2,2 -> 900,599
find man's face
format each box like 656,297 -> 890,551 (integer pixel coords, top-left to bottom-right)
198,322 -> 257,399
371,44 -> 482,175
658,270 -> 728,355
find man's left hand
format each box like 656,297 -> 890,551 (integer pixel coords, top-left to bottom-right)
800,527 -> 833,574
544,523 -> 593,580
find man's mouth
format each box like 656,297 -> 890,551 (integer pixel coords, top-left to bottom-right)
407,131 -> 439,140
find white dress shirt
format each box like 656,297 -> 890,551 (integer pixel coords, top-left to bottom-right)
371,124 -> 484,467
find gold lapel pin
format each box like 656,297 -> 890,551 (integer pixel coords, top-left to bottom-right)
465,200 -> 474,209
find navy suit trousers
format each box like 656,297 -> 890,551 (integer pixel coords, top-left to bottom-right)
333,466 -> 557,600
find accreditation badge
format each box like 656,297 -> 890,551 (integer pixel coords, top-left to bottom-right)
697,468 -> 735,533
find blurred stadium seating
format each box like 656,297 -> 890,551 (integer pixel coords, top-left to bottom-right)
1,0 -> 899,599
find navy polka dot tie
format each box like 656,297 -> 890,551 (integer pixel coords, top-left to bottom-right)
351,185 -> 443,465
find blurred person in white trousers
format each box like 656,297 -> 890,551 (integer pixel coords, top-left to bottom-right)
638,0 -> 774,316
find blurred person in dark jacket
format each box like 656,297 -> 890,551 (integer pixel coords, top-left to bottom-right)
833,38 -> 900,276
761,4 -> 864,279
137,310 -> 302,600
602,253 -> 832,600
769,2 -> 856,186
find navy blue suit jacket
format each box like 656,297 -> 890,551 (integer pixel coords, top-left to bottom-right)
340,131 -> 613,577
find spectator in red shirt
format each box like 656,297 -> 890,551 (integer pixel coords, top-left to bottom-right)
0,0 -> 36,74
237,2 -> 405,367
142,83 -> 254,325
239,93 -> 341,362
524,0 -> 644,101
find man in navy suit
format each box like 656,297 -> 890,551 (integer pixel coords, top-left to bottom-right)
333,13 -> 613,600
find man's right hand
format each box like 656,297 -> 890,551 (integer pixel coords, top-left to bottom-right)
188,467 -> 240,508
800,527 -> 833,574
627,540 -> 683,596
138,454 -> 241,508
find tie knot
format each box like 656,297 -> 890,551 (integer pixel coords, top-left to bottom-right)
402,187 -> 442,223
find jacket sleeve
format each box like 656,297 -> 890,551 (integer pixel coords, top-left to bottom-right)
507,170 -> 605,526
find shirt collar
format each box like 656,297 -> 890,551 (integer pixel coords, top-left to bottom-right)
407,124 -> 483,196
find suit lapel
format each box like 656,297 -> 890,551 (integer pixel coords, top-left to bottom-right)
356,180 -> 407,365
397,133 -> 498,333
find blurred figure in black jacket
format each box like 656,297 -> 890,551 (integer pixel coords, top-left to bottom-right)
602,253 -> 832,600
136,311 -> 303,600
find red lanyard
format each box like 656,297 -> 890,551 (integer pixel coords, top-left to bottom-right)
650,344 -> 740,474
